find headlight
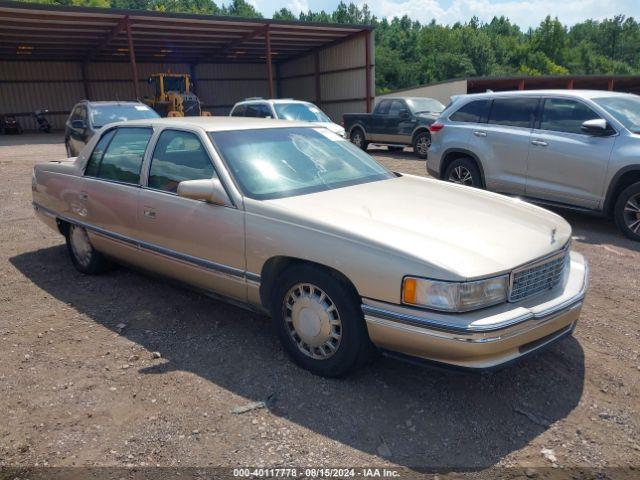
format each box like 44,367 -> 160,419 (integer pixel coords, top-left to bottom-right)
402,275 -> 509,312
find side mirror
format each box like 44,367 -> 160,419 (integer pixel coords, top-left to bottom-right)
177,178 -> 231,206
581,118 -> 610,136
399,109 -> 410,119
71,119 -> 86,130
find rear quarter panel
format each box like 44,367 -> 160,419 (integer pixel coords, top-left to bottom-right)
32,160 -> 86,229
342,114 -> 371,137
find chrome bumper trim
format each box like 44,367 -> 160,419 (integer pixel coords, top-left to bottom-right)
33,202 -> 261,284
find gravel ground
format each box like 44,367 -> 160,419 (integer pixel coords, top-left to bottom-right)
1,134 -> 639,476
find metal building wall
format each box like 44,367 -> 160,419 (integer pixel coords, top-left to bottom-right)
278,32 -> 374,122
0,61 -> 269,130
377,79 -> 468,105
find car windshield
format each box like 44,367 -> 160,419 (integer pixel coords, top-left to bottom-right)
90,104 -> 159,128
406,98 -> 445,114
209,127 -> 394,200
273,103 -> 331,122
593,95 -> 640,133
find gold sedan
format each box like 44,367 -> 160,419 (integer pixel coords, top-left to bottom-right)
32,117 -> 588,377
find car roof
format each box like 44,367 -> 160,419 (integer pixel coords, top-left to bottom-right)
110,116 -> 316,132
236,98 -> 311,105
457,89 -> 632,100
377,96 -> 439,101
79,100 -> 147,107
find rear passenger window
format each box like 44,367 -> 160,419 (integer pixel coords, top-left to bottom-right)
96,127 -> 152,184
148,130 -> 215,193
375,100 -> 390,115
245,104 -> 271,118
488,98 -> 538,128
85,129 -> 116,177
540,98 -> 601,135
231,105 -> 245,117
450,100 -> 491,123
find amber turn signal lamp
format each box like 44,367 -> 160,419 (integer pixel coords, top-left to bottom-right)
403,278 -> 417,304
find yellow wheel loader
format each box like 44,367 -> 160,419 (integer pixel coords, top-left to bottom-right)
142,72 -> 210,117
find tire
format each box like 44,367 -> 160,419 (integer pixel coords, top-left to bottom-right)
350,128 -> 368,151
444,157 -> 483,188
412,131 -> 431,159
388,146 -> 404,152
270,264 -> 375,378
614,182 -> 640,241
65,224 -> 112,274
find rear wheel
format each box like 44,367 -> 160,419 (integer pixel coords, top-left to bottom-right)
350,128 -> 368,151
444,157 -> 483,188
412,131 -> 430,159
65,224 -> 112,274
614,182 -> 640,241
270,264 -> 375,377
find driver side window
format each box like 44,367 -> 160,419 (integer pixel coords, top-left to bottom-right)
148,130 -> 216,193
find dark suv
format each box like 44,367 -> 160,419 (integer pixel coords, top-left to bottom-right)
64,101 -> 159,157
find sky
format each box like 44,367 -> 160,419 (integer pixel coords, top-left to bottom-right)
247,0 -> 640,29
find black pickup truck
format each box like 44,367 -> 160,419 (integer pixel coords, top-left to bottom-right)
343,97 -> 445,159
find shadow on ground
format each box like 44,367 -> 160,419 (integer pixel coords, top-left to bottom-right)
11,245 -> 585,470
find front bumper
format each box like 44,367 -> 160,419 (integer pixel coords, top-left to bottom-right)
362,251 -> 588,370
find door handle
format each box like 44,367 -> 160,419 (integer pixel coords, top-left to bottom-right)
473,131 -> 487,137
143,207 -> 156,219
531,139 -> 548,147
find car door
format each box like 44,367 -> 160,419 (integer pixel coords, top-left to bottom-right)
80,126 -> 153,257
369,100 -> 390,142
469,97 -> 539,195
526,97 -> 616,209
137,128 -> 246,301
384,99 -> 415,144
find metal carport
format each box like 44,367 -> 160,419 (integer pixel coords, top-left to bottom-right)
0,1 -> 374,129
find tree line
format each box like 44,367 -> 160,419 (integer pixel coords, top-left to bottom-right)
21,0 -> 640,93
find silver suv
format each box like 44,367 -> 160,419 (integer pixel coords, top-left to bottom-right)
427,90 -> 640,241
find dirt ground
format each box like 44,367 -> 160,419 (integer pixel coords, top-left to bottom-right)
1,134 -> 639,476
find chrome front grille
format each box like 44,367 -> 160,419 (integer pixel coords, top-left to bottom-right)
509,250 -> 568,302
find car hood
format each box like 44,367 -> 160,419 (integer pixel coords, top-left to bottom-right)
265,175 -> 571,280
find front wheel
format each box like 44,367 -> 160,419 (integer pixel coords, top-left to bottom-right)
614,182 -> 640,241
350,128 -> 368,151
444,157 -> 483,188
412,132 -> 430,159
271,264 -> 375,377
65,224 -> 112,274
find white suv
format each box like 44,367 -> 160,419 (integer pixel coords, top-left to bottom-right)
230,98 -> 345,137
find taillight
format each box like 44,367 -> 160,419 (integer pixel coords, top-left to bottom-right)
429,122 -> 444,132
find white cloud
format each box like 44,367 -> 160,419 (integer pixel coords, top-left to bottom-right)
373,0 -> 639,29
287,0 -> 310,14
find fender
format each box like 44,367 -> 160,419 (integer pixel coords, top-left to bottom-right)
603,164 -> 640,214
347,121 -> 369,140
439,147 -> 487,186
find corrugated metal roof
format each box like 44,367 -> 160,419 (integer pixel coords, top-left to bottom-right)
0,0 -> 372,63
